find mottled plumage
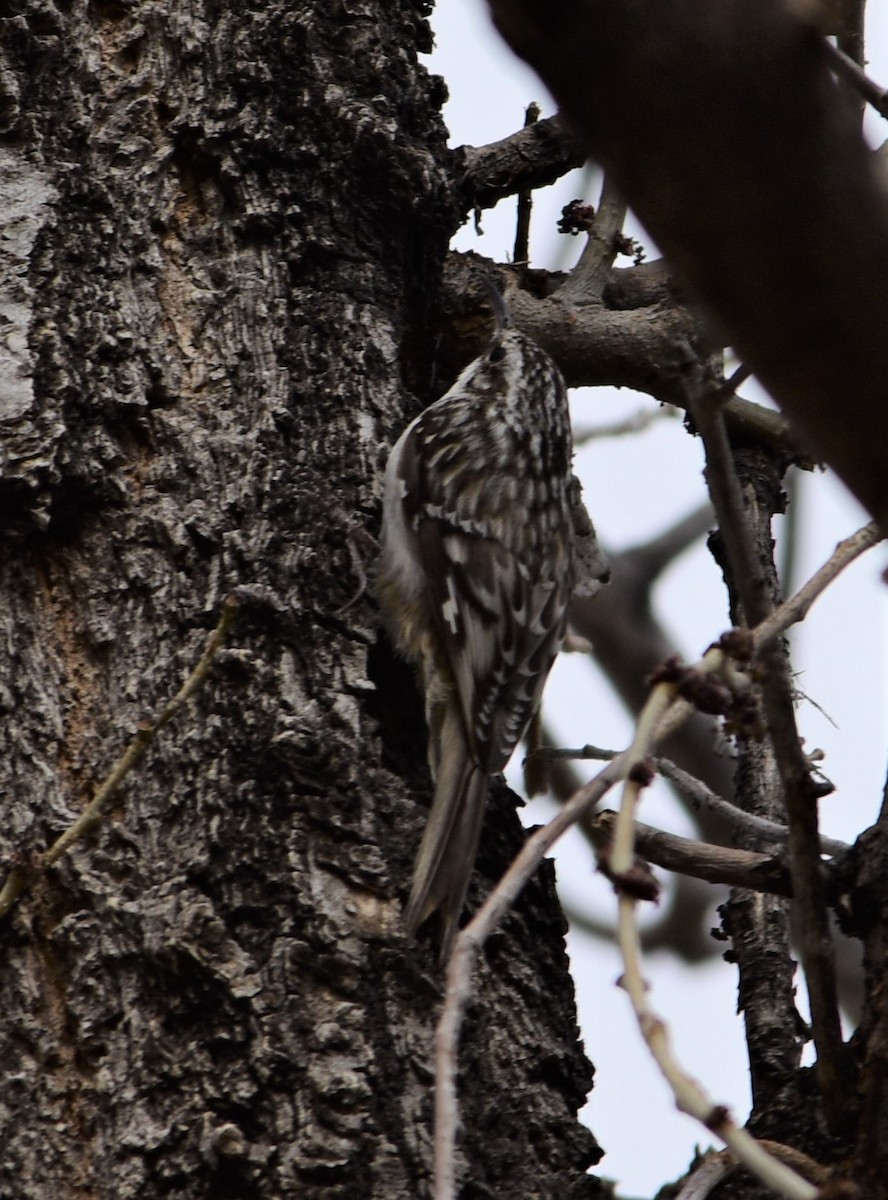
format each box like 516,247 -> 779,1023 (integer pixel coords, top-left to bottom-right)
376,299 -> 574,959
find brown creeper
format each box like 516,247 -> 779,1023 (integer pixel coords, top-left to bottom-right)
376,288 -> 575,959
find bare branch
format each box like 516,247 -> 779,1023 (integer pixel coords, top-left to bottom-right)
443,254 -> 806,460
720,396 -> 809,463
753,520 -> 883,651
502,266 -> 714,403
433,514 -> 880,1197
601,257 -> 672,308
607,654 -> 817,1200
572,404 -> 675,444
591,809 -> 793,896
558,173 -> 627,302
823,38 -> 888,119
543,746 -> 849,858
513,102 -> 540,265
486,0 -> 888,532
615,886 -> 818,1200
656,757 -> 849,859
456,113 -> 587,212
723,362 -> 752,395
673,1153 -> 735,1200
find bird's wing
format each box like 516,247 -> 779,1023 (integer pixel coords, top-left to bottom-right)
398,408 -> 571,775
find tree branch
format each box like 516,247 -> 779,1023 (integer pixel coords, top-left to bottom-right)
433,512 -> 880,1197
486,0 -> 888,532
442,254 -> 805,459
605,657 -> 818,1200
533,724 -> 729,961
824,39 -> 888,119
572,403 -> 677,444
686,360 -> 850,1133
656,757 -> 848,860
513,102 -> 541,264
755,519 -> 883,649
456,113 -> 587,212
544,745 -> 849,859
591,809 -> 793,897
558,173 -> 627,302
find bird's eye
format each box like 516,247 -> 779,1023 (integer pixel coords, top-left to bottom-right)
488,345 -> 506,363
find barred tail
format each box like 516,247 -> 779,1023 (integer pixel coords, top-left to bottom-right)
404,704 -> 488,962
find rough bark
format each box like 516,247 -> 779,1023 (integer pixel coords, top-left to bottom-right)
455,113 -> 587,212
709,447 -> 852,1198
711,452 -> 805,1131
0,3 -> 599,1197
834,812 -> 888,1192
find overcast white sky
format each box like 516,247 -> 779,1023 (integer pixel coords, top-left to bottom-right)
428,7 -> 888,1194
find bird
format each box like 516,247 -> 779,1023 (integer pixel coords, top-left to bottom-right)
376,282 -> 576,959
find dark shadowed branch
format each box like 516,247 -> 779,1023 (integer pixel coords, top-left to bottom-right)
486,0 -> 888,531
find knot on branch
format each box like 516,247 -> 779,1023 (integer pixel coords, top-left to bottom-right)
648,652 -> 763,735
557,199 -> 596,235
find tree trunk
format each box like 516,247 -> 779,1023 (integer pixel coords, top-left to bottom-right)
0,3 -> 599,1196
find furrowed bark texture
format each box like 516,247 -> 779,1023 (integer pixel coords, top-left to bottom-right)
0,3 -> 599,1197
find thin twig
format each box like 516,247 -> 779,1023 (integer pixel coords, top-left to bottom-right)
434,758 -> 626,1200
0,594 -> 240,921
655,759 -> 849,859
572,404 -> 674,444
753,520 -> 882,651
609,673 -> 686,875
673,1152 -> 735,1200
779,467 -> 801,601
513,102 -> 540,264
538,745 -> 848,858
591,809 -> 793,896
608,660 -> 815,1199
722,362 -> 752,397
672,1143 -> 828,1200
538,742 -> 618,763
823,38 -> 888,119
615,891 -> 818,1200
432,516 -> 883,1199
